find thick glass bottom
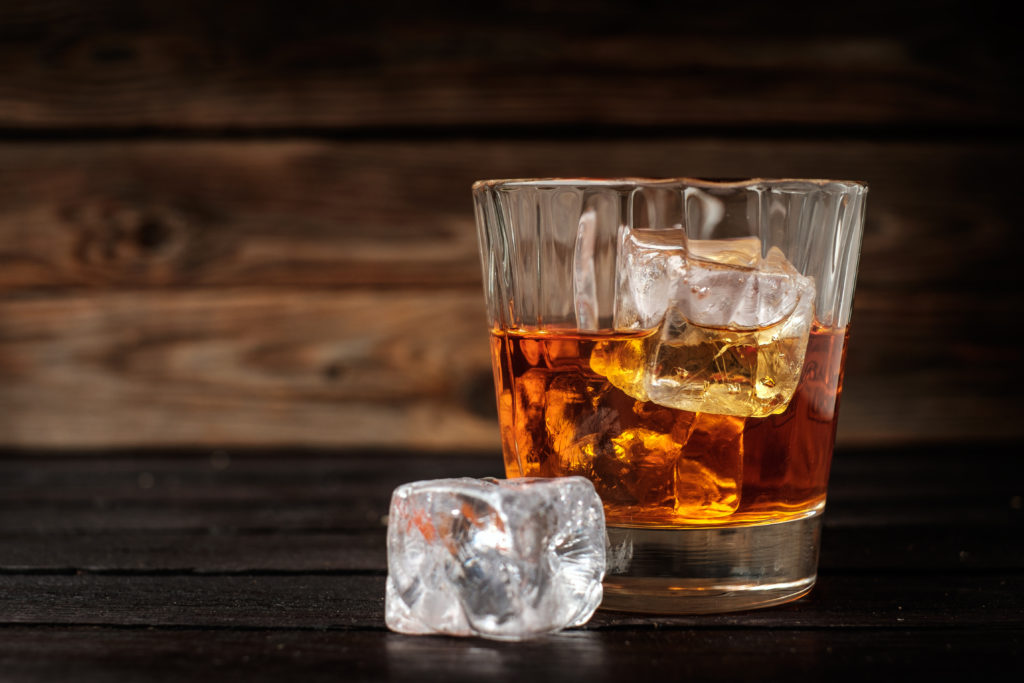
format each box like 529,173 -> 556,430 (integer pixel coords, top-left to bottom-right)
601,512 -> 822,614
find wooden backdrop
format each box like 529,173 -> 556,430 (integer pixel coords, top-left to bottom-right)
0,0 -> 1020,450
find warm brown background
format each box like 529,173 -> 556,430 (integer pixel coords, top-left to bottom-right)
0,0 -> 1020,450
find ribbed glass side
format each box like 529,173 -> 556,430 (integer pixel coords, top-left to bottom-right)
473,178 -> 867,331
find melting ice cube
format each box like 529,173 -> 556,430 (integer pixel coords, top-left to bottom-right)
600,231 -> 815,418
672,244 -> 809,330
647,243 -> 815,417
613,227 -> 686,330
385,477 -> 606,641
671,412 -> 743,517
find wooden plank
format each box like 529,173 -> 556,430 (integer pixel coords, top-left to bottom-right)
380,628 -> 1023,679
0,532 -> 387,573
0,492 -> 1016,535
0,501 -> 385,535
0,446 -> 1021,572
1,522 -> 1021,574
1,573 -> 1021,629
0,448 -> 1019,534
0,575 -> 385,628
0,626 -> 1020,682
0,139 -> 1019,291
0,141 -> 483,290
3,447 -> 1018,502
591,572 -> 1024,628
0,290 -> 499,449
818,525 -> 1024,572
0,451 -> 502,499
0,451 -> 501,532
0,285 -> 1016,449
0,1 -> 1018,130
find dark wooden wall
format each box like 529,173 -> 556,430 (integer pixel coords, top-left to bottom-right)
0,0 -> 1021,449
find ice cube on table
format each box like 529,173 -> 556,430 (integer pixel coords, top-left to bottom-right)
385,477 -> 606,641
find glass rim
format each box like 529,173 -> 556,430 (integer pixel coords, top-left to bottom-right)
473,177 -> 868,193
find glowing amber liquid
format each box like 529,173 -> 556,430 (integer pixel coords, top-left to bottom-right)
490,327 -> 847,527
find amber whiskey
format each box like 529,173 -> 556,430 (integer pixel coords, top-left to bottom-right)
490,326 -> 847,527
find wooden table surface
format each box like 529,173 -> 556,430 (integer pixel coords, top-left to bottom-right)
1,445 -> 1021,680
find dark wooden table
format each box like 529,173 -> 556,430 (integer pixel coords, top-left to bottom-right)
1,446 -> 1021,680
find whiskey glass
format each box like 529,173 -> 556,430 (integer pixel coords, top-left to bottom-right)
473,178 -> 866,613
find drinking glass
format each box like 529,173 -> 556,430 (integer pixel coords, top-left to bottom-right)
473,178 -> 866,613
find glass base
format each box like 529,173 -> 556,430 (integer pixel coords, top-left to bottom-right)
601,512 -> 822,614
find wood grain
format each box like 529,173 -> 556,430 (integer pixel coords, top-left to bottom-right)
2,522 -> 1021,575
1,449 -> 1020,570
0,627 -> 1019,682
0,290 -> 497,448
0,138 -> 1017,291
0,288 -> 1019,448
5,447 -> 1018,505
0,138 -> 1019,289
1,573 -> 1021,629
0,533 -> 388,573
0,1 -> 1018,131
0,449 -> 1020,679
0,139 -> 1020,447
0,141 -> 484,290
